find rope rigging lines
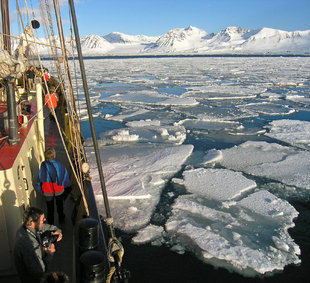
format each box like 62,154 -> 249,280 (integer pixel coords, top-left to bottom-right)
13,0 -> 90,215
3,1 -> 127,278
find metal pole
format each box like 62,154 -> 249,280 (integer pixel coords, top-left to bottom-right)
6,77 -> 20,145
35,77 -> 45,160
1,0 -> 19,145
1,0 -> 11,54
53,0 -> 77,113
68,0 -> 114,233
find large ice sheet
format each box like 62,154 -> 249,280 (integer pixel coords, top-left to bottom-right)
166,168 -> 300,276
182,84 -> 266,100
265,119 -> 310,150
238,190 -> 298,218
87,144 -> 193,231
286,95 -> 310,106
182,168 -> 256,201
102,90 -> 199,106
237,102 -> 296,116
215,141 -> 310,190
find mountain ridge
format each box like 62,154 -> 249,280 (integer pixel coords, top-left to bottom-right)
12,25 -> 310,56
82,25 -> 310,55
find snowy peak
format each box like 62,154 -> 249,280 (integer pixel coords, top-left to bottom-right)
103,32 -> 157,44
242,27 -> 310,53
146,26 -> 208,52
184,25 -> 209,37
251,27 -> 310,40
81,35 -> 112,49
218,26 -> 256,41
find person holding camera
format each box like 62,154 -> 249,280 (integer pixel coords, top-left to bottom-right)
14,206 -> 63,283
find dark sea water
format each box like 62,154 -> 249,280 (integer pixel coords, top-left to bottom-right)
78,56 -> 310,283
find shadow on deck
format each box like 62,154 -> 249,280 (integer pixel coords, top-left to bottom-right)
44,107 -> 76,281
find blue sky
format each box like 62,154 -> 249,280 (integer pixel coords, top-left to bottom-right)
73,0 -> 310,36
11,0 -> 310,37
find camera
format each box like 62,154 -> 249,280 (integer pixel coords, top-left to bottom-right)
40,230 -> 58,248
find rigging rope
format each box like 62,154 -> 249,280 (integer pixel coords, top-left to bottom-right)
52,0 -> 88,204
14,0 -> 91,215
8,1 -> 126,277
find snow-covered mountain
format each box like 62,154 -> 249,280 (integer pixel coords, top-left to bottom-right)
82,26 -> 310,55
103,32 -> 158,44
80,35 -> 114,55
81,35 -> 113,49
12,26 -> 310,56
197,27 -> 258,52
239,28 -> 310,54
145,26 -> 208,53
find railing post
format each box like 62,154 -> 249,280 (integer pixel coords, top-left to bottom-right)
6,77 -> 20,145
36,77 -> 45,160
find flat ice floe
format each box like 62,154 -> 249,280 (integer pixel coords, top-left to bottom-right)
286,95 -> 310,106
182,168 -> 256,201
265,119 -> 310,150
182,84 -> 266,100
102,90 -> 199,106
214,141 -> 310,190
166,168 -> 300,276
87,143 -> 193,231
237,102 -> 296,116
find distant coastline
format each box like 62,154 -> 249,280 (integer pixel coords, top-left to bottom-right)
40,54 -> 310,61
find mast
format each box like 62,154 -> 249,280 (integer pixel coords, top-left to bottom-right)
65,4 -> 128,280
67,0 -> 115,238
1,0 -> 20,145
1,0 -> 11,54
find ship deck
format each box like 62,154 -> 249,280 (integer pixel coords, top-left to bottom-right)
0,102 -> 36,170
44,108 -> 76,281
0,107 -> 76,282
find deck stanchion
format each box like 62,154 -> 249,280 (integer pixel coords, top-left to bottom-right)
6,77 -> 20,145
36,77 -> 45,159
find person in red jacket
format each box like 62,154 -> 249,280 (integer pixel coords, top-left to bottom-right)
36,148 -> 71,224
44,87 -> 58,121
42,68 -> 50,82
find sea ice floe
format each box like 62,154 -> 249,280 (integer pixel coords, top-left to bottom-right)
87,144 -> 193,231
182,84 -> 266,100
125,119 -> 161,127
166,168 -> 300,276
132,224 -> 164,245
286,95 -> 310,106
237,190 -> 298,219
102,90 -> 199,106
202,148 -> 223,164
111,129 -> 139,142
177,118 -> 241,132
237,102 -> 296,116
182,168 -> 256,201
215,141 -> 310,190
100,123 -> 187,145
265,119 -> 310,150
105,109 -> 150,122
